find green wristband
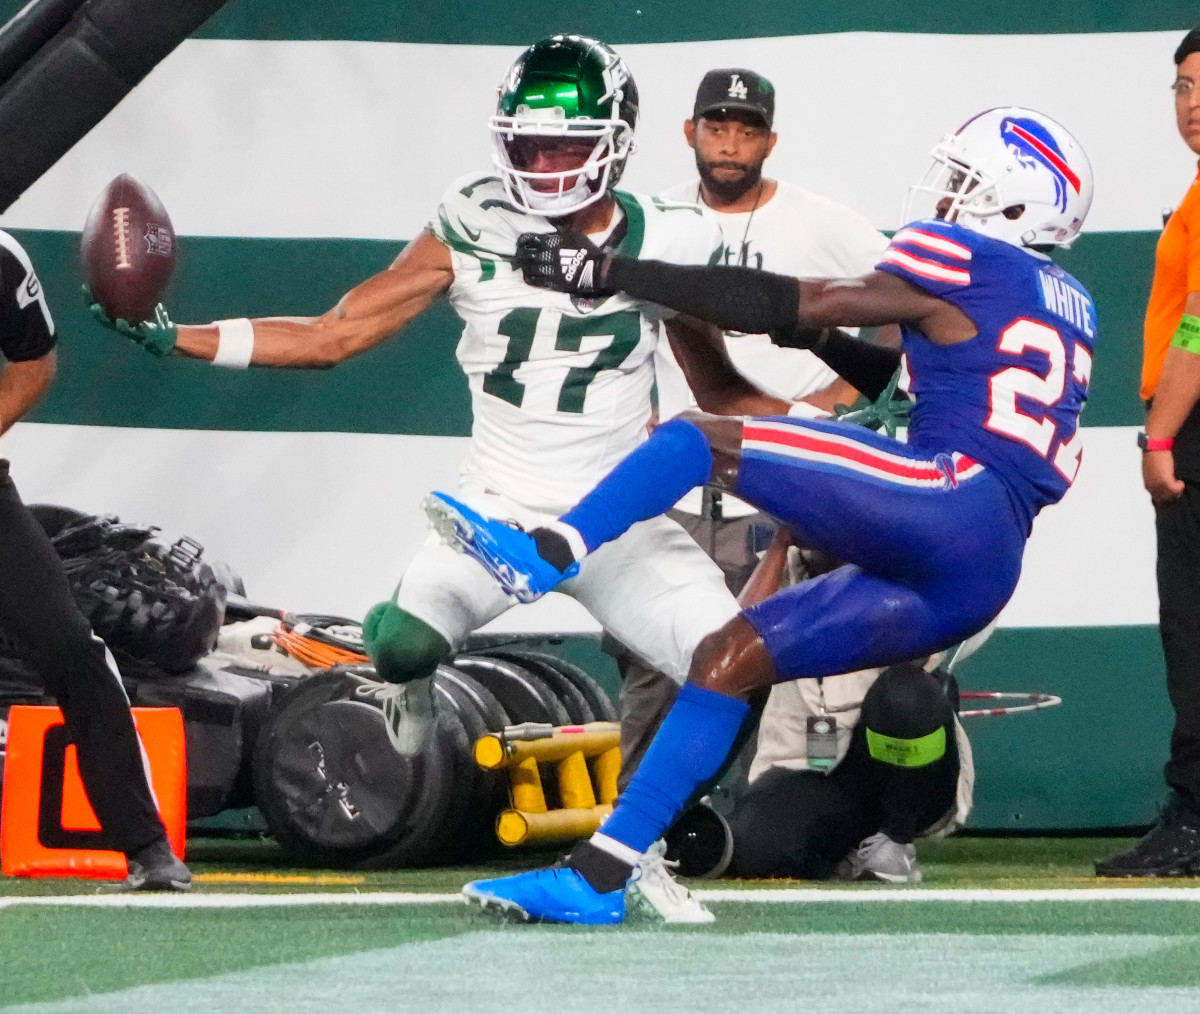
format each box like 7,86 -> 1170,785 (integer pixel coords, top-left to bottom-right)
1169,313 -> 1200,355
865,725 -> 946,768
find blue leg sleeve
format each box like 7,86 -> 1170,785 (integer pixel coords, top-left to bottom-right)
600,682 -> 750,854
560,418 -> 713,553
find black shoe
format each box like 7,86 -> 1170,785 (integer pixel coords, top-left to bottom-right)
104,838 -> 192,892
1095,795 -> 1200,877
663,802 -> 734,879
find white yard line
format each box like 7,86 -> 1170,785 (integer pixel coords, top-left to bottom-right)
695,887 -> 1200,903
4,886 -> 1200,908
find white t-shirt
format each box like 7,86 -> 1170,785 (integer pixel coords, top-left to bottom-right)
429,174 -> 722,512
654,179 -> 889,515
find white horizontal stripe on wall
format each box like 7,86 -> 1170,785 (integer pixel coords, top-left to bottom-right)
0,421 -> 1156,632
1001,425 -> 1155,628
0,32 -> 1190,241
0,422 -> 597,633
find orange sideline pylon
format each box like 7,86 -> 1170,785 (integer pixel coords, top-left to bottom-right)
1,706 -> 186,879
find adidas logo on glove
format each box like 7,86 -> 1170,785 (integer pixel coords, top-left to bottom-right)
559,247 -> 594,289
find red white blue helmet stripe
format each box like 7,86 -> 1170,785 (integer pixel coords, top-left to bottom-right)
1000,116 -> 1080,213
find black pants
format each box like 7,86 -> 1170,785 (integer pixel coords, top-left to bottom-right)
727,665 -> 959,879
0,464 -> 164,854
1156,481 -> 1200,813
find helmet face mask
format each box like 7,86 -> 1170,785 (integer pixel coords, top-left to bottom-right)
905,151 -> 1008,230
903,107 -> 1093,250
490,35 -> 639,218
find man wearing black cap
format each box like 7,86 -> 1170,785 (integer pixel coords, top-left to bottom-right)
683,68 -> 781,214
653,67 -> 892,597
657,67 -> 889,423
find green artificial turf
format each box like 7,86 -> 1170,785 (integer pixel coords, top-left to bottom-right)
5,835 -> 1200,1010
0,906 -> 475,1005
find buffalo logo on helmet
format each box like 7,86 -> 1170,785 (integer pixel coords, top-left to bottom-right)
1000,116 -> 1081,214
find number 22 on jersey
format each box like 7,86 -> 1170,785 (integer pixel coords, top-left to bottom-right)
483,307 -> 643,413
985,318 -> 1092,484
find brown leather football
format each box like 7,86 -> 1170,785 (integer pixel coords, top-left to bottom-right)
80,174 -> 176,323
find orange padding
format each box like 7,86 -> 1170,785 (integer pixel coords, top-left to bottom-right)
271,627 -> 369,669
1,706 -> 187,879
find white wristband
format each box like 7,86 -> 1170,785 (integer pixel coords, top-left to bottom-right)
786,399 -> 831,420
212,318 -> 254,369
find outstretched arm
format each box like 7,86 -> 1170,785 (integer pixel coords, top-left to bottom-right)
607,259 -> 967,339
100,230 -> 455,369
517,231 -> 974,344
177,230 -> 453,368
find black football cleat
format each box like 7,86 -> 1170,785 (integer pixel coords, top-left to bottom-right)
1095,795 -> 1200,878
104,838 -> 192,892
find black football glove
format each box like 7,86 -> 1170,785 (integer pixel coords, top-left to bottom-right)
514,230 -> 612,297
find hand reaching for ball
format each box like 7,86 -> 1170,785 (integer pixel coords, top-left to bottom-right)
84,284 -> 177,356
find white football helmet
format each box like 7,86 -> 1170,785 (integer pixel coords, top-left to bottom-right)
904,107 -> 1093,249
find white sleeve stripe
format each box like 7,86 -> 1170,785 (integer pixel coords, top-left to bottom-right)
881,248 -> 971,285
0,229 -> 54,335
892,228 -> 973,261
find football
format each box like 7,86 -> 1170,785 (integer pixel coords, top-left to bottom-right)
80,173 -> 176,323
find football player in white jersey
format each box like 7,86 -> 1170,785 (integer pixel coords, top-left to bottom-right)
93,38 -> 774,913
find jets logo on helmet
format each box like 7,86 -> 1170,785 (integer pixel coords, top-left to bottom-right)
600,58 -> 630,105
903,106 -> 1093,250
490,34 -> 640,218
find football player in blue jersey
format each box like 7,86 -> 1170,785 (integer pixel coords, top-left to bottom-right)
424,107 -> 1095,924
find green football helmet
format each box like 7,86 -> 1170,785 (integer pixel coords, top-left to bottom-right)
490,34 -> 639,217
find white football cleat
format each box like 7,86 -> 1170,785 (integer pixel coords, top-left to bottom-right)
354,674 -> 435,756
627,839 -> 715,924
839,831 -> 923,884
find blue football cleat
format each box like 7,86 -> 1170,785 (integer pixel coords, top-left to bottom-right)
462,867 -> 625,925
423,492 -> 578,603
